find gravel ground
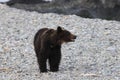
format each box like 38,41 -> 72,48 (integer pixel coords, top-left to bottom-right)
0,4 -> 120,80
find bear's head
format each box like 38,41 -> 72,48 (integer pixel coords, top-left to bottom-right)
54,26 -> 77,45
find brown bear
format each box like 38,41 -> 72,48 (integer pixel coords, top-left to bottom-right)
34,26 -> 76,72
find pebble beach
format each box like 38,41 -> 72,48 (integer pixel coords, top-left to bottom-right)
0,4 -> 120,80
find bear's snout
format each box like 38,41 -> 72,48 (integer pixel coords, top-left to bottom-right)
73,35 -> 77,39
70,35 -> 77,42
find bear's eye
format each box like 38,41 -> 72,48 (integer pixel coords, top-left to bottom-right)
66,32 -> 71,36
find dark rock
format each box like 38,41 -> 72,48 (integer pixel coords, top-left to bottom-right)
76,10 -> 93,18
6,0 -> 48,6
4,0 -> 120,21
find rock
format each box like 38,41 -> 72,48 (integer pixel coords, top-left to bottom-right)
0,47 -> 4,53
3,0 -> 119,20
107,46 -> 116,52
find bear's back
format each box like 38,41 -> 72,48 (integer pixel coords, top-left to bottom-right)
34,28 -> 48,43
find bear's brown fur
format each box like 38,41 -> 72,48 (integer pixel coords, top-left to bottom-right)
34,26 -> 76,72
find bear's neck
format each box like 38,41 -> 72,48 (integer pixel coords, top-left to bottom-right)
49,33 -> 61,48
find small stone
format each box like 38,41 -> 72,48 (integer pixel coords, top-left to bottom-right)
0,47 -> 4,52
107,46 -> 116,52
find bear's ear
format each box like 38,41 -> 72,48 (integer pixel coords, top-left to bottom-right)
57,26 -> 63,34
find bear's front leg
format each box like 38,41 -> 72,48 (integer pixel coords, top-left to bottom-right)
49,47 -> 61,72
49,56 -> 61,72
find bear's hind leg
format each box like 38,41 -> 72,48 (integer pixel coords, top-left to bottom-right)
37,55 -> 48,73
